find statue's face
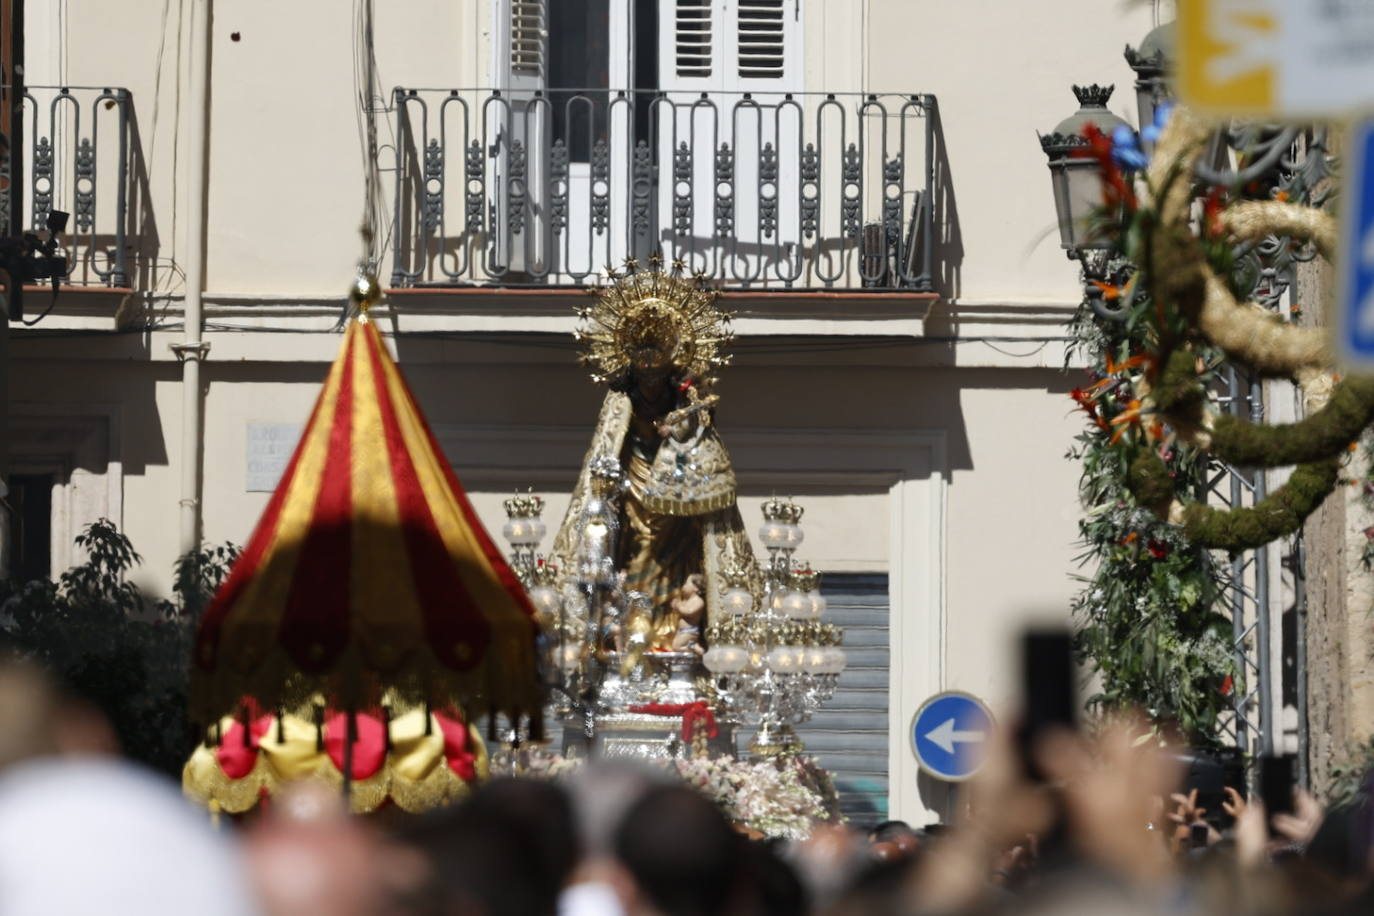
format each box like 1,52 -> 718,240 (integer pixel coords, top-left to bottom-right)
632,343 -> 670,372
623,299 -> 681,374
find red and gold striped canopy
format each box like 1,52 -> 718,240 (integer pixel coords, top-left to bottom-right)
192,317 -> 540,724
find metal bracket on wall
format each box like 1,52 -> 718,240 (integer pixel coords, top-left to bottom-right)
169,341 -> 211,361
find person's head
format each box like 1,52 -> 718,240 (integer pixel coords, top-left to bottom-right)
566,759 -> 675,860
682,574 -> 704,599
0,654 -> 116,771
463,777 -> 580,892
613,784 -> 745,916
0,658 -> 60,770
399,785 -> 568,916
246,781 -> 406,916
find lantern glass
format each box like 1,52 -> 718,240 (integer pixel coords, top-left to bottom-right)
808,592 -> 828,619
781,591 -> 811,619
1049,156 -> 1113,251
767,646 -> 799,673
704,644 -> 748,674
502,517 -> 546,547
758,520 -> 790,550
722,587 -> 754,616
529,585 -> 561,617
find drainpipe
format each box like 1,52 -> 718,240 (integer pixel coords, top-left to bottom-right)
174,0 -> 212,555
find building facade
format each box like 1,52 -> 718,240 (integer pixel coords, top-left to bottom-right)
3,0 -> 1163,823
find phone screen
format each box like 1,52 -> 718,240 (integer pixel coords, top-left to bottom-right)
1017,629 -> 1076,780
1259,754 -> 1295,823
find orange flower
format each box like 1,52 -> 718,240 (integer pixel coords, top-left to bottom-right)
1091,280 -> 1122,300
1109,398 -> 1145,444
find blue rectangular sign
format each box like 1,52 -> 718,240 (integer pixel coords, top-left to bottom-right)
1338,114 -> 1374,368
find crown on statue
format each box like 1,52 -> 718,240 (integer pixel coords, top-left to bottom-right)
575,253 -> 733,384
760,496 -> 804,525
503,490 -> 545,519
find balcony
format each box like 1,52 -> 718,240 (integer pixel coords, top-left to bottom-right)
1,86 -> 134,293
387,88 -> 940,302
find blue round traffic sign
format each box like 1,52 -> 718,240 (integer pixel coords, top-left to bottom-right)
910,691 -> 995,782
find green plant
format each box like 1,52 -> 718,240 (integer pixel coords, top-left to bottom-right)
0,520 -> 239,776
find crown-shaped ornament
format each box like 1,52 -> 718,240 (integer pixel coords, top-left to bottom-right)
791,567 -> 821,593
529,557 -> 559,587
760,496 -> 804,525
575,254 -> 733,384
1071,83 -> 1114,108
589,455 -> 625,497
503,490 -> 545,519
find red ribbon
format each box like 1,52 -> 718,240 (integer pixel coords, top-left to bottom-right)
629,701 -> 718,742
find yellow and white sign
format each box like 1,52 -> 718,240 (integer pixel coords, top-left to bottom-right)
1179,0 -> 1374,116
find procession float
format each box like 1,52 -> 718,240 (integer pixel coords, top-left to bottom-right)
183,262 -> 849,836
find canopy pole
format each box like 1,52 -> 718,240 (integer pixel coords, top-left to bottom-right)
341,708 -> 356,806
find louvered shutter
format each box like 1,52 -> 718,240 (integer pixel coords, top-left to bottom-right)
507,0 -> 547,89
736,0 -> 785,79
674,0 -> 713,78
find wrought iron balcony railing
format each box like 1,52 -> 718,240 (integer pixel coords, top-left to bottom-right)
388,88 -> 937,293
1,85 -> 132,289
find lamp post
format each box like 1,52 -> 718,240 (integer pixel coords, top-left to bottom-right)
1124,22 -> 1172,149
1039,84 -> 1134,318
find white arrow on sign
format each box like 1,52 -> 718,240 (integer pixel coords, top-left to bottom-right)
923,718 -> 986,755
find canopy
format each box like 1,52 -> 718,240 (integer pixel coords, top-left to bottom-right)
191,316 -> 541,727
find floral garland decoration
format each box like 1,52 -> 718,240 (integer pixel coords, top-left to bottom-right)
1066,99 -> 1338,743
1111,106 -> 1356,550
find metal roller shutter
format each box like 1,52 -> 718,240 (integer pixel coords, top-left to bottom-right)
736,572 -> 891,826
800,573 -> 890,826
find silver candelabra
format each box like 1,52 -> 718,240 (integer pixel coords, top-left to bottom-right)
703,497 -> 847,757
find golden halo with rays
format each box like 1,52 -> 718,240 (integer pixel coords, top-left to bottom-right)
574,256 -> 733,383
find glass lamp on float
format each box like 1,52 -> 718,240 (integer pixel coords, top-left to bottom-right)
704,502 -> 846,758
502,490 -> 547,584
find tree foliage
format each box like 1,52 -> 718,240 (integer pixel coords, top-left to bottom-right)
0,520 -> 239,776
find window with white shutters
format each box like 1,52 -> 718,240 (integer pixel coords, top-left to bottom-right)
737,0 -> 785,79
510,0 -> 547,79
675,0 -> 712,78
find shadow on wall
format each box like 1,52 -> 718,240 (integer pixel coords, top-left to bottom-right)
125,103 -> 163,301
928,102 -> 963,302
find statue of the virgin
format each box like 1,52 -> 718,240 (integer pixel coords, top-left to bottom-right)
548,258 -> 762,653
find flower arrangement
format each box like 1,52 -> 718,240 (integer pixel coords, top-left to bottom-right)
491,748 -> 841,839
675,754 -> 840,840
1064,103 -> 1334,745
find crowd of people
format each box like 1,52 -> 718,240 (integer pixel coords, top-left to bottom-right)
0,656 -> 1371,915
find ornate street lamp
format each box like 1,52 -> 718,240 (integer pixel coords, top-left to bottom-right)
1039,84 -> 1134,316
1125,22 -> 1172,146
1039,84 -> 1132,253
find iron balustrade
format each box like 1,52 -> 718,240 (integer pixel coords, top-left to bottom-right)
388,88 -> 937,292
0,85 -> 132,288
